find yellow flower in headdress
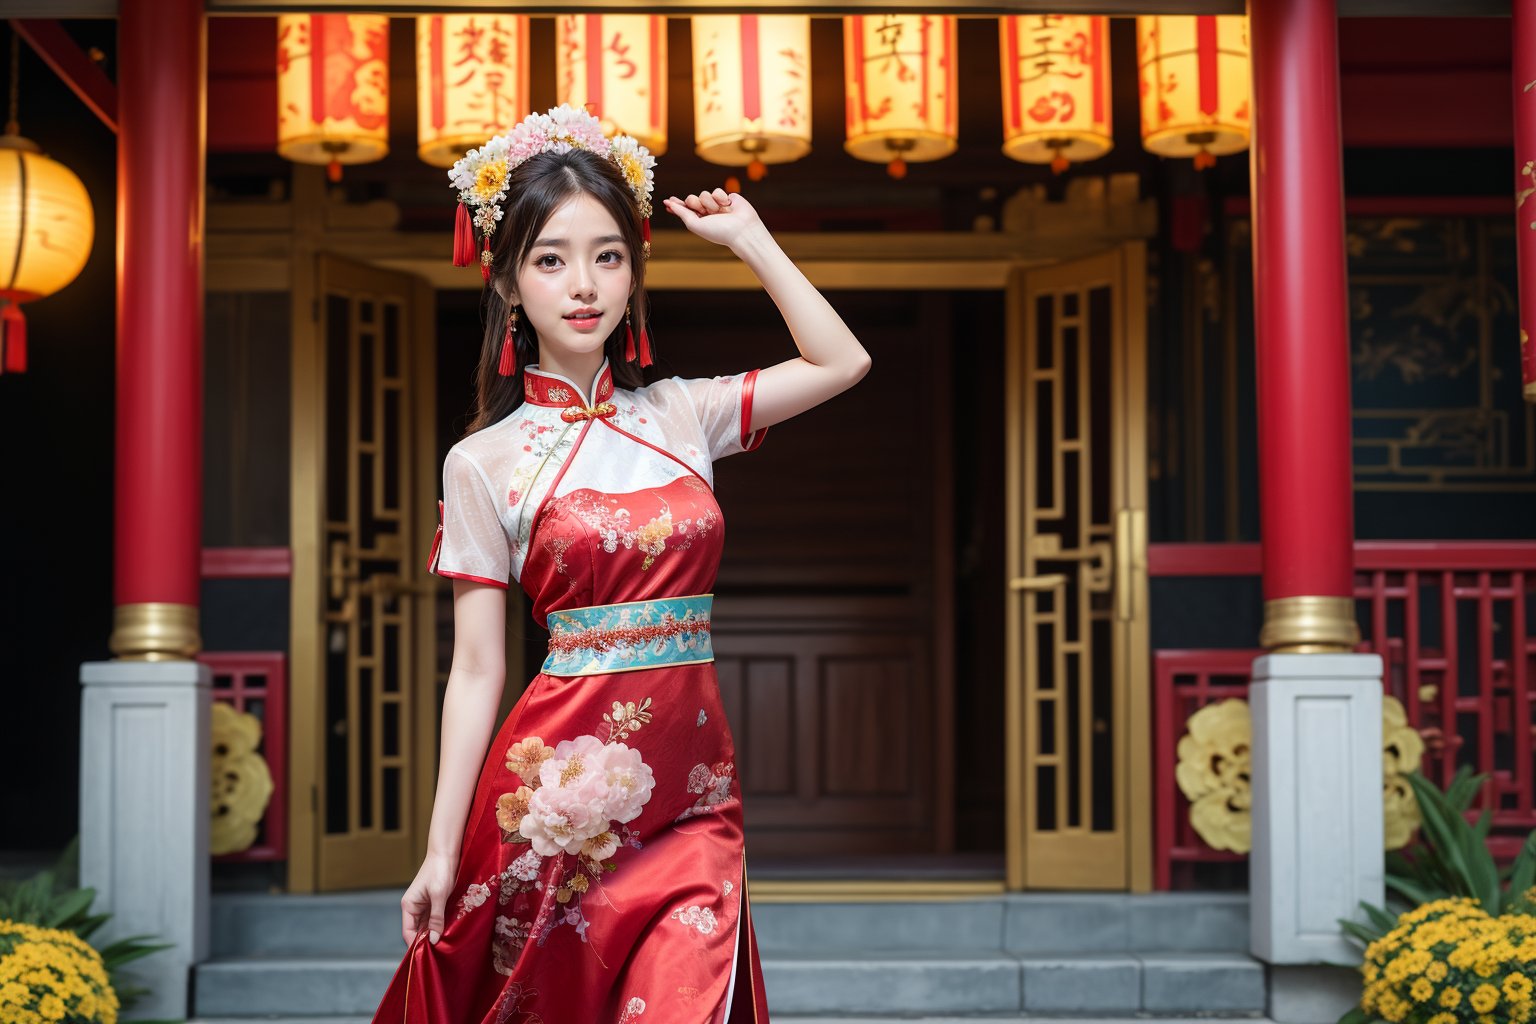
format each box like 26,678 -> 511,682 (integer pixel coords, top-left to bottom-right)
473,160 -> 509,203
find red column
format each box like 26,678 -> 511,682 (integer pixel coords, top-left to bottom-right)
1247,0 -> 1359,652
1516,0 -> 1536,404
110,0 -> 207,660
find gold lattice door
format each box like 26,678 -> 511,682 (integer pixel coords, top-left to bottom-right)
1004,245 -> 1152,891
292,254 -> 439,892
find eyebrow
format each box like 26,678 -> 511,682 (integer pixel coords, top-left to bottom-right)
531,234 -> 626,247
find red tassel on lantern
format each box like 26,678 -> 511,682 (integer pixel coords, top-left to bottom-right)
453,203 -> 476,267
0,302 -> 26,374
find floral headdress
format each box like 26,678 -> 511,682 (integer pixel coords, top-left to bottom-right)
450,104 -> 657,375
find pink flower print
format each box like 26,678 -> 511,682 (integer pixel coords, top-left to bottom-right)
670,905 -> 718,935
519,735 -> 654,856
678,762 -> 736,821
458,881 -> 491,917
510,848 -> 543,882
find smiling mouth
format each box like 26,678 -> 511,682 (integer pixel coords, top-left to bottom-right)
565,313 -> 600,320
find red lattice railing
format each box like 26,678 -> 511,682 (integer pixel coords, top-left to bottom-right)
201,650 -> 288,862
1152,542 -> 1536,890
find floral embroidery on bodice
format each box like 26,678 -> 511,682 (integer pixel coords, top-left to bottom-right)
428,359 -> 768,626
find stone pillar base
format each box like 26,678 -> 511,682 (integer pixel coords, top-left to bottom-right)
80,660 -> 211,1020
1269,964 -> 1363,1023
1250,653 -> 1384,969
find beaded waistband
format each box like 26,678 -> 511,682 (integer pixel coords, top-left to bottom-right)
541,594 -> 714,677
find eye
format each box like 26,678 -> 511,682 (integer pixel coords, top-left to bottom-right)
598,250 -> 624,264
534,253 -> 562,269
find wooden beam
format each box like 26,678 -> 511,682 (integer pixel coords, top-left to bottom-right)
10,19 -> 117,133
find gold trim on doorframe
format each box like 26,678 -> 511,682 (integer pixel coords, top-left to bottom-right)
110,601 -> 201,661
1259,595 -> 1360,653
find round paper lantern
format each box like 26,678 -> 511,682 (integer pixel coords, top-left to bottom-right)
1000,15 -> 1113,173
277,14 -> 390,182
692,15 -> 812,185
556,14 -> 667,156
843,14 -> 957,179
0,134 -> 94,375
1136,15 -> 1250,169
417,15 -> 530,169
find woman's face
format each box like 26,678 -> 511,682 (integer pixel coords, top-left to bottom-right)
510,191 -> 634,365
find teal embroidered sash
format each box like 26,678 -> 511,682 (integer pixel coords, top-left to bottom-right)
542,594 -> 714,676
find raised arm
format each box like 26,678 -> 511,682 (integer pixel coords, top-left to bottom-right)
662,188 -> 871,435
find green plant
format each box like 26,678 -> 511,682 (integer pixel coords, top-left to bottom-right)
0,835 -> 181,1023
1335,767 -> 1536,1024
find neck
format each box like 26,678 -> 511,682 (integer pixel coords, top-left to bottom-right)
535,349 -> 605,402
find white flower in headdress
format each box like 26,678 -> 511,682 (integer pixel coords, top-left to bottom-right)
609,134 -> 656,217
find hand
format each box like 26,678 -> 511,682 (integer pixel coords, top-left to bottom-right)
662,188 -> 766,250
401,851 -> 457,948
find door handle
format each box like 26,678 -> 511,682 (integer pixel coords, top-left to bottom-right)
1010,573 -> 1067,592
1114,508 -> 1146,622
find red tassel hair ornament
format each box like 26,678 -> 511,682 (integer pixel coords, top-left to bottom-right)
452,203 -> 475,267
481,236 -> 492,282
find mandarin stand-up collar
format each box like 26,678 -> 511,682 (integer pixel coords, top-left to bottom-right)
523,359 -> 615,409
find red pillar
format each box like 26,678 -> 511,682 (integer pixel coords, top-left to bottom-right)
1247,0 -> 1359,652
1517,0 -> 1536,405
110,0 -> 206,660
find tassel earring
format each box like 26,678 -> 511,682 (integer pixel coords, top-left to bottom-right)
497,305 -> 519,377
624,302 -> 654,369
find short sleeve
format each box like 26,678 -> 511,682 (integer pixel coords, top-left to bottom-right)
677,368 -> 769,462
426,449 -> 510,588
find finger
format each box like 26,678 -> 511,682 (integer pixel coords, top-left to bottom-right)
402,904 -> 413,946
712,187 -> 733,206
664,198 -> 698,223
429,899 -> 445,945
685,194 -> 707,214
698,191 -> 722,214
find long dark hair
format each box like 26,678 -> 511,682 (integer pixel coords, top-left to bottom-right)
465,147 -> 651,435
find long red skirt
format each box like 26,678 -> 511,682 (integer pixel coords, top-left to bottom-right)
369,661 -> 771,1024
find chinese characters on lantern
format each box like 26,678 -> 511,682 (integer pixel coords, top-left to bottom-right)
1001,15 -> 1113,172
416,16 -> 529,168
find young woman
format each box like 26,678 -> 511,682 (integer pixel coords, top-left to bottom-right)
369,105 -> 869,1024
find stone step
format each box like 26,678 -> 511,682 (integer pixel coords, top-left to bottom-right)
210,890 -> 1250,958
191,950 -> 1266,1019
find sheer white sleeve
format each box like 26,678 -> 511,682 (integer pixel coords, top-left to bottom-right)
427,448 -> 510,588
676,369 -> 769,462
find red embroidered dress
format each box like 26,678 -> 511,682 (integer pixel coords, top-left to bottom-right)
370,359 -> 771,1024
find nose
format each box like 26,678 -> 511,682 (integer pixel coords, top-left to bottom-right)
571,263 -> 596,299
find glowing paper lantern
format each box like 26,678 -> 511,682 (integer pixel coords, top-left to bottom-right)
1000,15 -> 1113,174
416,16 -> 530,169
556,15 -> 667,156
692,15 -> 812,186
0,134 -> 94,374
1136,16 -> 1250,169
277,15 -> 390,182
843,14 -> 957,179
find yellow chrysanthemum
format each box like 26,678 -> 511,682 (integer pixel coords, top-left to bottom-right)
1439,986 -> 1462,1008
1410,976 -> 1435,1002
1471,983 -> 1502,1013
1508,974 -> 1535,1001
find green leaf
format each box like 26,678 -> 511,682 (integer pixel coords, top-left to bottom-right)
1385,871 -> 1443,907
1507,830 -> 1536,902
